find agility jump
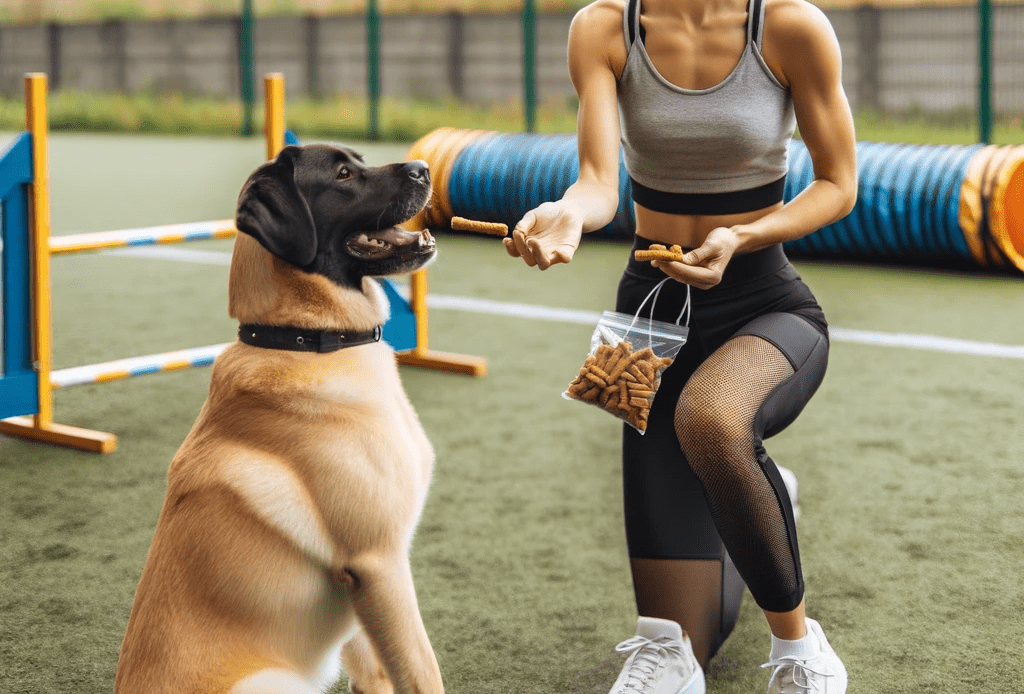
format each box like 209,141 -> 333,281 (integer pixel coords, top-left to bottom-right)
0,73 -> 484,455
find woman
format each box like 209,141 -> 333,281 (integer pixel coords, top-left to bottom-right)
504,0 -> 857,691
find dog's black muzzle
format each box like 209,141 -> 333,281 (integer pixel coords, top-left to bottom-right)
402,160 -> 430,186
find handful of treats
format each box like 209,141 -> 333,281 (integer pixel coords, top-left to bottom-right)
565,338 -> 673,433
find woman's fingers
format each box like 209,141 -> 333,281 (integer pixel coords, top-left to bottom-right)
528,238 -> 549,269
533,241 -> 574,271
647,228 -> 737,288
507,212 -> 540,265
514,231 -> 539,266
650,259 -> 721,289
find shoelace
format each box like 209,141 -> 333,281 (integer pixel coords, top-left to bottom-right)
613,635 -> 686,694
760,656 -> 833,694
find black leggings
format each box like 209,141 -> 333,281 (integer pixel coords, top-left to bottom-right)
616,238 -> 829,659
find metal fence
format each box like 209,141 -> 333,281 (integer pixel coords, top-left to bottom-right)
0,1 -> 1021,139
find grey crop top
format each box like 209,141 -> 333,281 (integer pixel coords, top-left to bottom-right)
617,0 -> 797,214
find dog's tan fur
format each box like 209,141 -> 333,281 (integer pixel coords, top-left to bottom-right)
114,233 -> 445,694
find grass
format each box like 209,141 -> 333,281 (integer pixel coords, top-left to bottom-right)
2,90 -> 1023,145
1,135 -> 1024,694
0,91 -> 581,142
852,107 -> 1024,146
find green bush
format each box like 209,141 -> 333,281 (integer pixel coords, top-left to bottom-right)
1,90 -> 1021,145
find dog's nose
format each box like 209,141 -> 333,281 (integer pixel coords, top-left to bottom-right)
402,160 -> 430,184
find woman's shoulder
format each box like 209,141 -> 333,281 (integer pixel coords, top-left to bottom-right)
764,0 -> 840,46
762,0 -> 843,82
571,0 -> 628,38
570,0 -> 630,77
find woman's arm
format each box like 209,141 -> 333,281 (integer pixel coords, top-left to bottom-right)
736,0 -> 858,247
654,0 -> 857,288
504,0 -> 625,270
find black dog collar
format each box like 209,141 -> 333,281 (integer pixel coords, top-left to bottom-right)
238,323 -> 383,353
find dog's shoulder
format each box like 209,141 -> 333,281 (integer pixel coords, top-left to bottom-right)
220,449 -> 338,567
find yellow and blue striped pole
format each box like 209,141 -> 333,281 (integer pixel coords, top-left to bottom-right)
50,220 -> 237,255
50,344 -> 232,388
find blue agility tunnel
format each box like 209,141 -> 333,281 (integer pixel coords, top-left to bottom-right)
406,128 -> 1024,274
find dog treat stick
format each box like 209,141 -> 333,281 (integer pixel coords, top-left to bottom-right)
634,243 -> 686,263
450,216 -> 509,237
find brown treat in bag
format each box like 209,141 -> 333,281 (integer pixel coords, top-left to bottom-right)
564,304 -> 690,434
564,339 -> 673,433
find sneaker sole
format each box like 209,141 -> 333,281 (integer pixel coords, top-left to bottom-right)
677,668 -> 705,694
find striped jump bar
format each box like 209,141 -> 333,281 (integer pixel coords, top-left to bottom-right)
50,219 -> 237,256
51,343 -> 232,388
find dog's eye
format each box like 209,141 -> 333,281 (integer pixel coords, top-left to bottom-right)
337,165 -> 352,180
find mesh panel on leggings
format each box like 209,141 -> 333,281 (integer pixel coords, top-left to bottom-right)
673,334 -> 799,609
630,556 -> 744,668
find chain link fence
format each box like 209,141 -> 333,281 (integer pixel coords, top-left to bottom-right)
0,1 -> 1021,139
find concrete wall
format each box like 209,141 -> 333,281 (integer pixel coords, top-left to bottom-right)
0,7 -> 1021,115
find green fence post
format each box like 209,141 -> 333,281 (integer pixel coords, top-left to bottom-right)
240,0 -> 255,137
367,0 -> 381,141
978,0 -> 993,143
523,0 -> 537,133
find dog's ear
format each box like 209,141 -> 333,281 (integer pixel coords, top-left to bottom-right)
235,146 -> 318,268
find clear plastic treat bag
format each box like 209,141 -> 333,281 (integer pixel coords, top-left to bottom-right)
564,278 -> 690,433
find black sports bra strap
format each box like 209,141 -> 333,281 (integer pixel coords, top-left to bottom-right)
750,0 -> 766,48
628,0 -> 642,46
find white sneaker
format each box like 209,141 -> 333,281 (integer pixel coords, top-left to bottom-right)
608,617 -> 705,694
761,618 -> 847,693
776,465 -> 800,523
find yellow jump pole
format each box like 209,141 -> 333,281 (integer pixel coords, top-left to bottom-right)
265,73 -> 285,160
0,74 -> 117,453
409,270 -> 429,353
27,73 -> 53,428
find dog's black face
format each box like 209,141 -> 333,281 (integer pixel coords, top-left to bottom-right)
235,144 -> 435,288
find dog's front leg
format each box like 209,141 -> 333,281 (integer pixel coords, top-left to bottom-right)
341,630 -> 393,694
342,554 -> 445,694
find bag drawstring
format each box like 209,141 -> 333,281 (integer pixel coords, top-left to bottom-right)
626,278 -> 691,339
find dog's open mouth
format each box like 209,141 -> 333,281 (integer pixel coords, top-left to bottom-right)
345,227 -> 436,261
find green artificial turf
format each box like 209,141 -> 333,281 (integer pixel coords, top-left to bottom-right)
1,135 -> 1023,693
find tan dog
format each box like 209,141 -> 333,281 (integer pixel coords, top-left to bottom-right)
114,145 -> 446,694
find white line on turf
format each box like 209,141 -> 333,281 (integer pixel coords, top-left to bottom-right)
826,328 -> 1024,359
99,246 -> 1024,359
104,246 -> 234,265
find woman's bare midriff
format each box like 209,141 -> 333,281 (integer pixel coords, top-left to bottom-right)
634,200 -> 785,250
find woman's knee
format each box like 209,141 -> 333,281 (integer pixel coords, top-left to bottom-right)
674,386 -> 750,470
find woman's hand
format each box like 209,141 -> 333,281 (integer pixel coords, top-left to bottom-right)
504,201 -> 584,270
650,226 -> 741,290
